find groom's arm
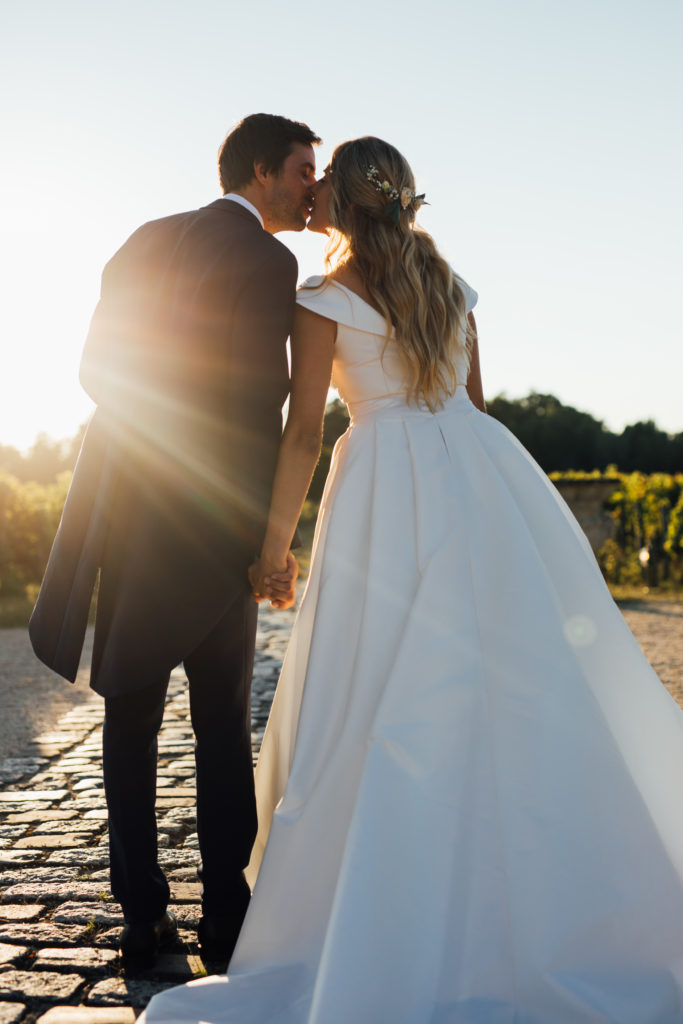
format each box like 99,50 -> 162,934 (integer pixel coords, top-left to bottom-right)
226,243 -> 301,564
227,245 -> 298,399
79,224 -> 156,409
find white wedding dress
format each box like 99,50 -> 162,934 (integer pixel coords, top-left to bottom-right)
142,277 -> 683,1023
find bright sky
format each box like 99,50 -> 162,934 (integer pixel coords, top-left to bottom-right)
2,0 -> 681,451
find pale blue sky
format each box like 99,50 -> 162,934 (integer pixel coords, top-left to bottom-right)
2,0 -> 682,450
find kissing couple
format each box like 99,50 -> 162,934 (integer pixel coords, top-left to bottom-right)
32,113 -> 683,1022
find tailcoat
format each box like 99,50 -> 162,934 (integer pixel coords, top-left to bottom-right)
29,200 -> 298,696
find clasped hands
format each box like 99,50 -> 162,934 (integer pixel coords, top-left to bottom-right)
248,551 -> 299,610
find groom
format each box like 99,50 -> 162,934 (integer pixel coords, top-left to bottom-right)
29,113 -> 320,968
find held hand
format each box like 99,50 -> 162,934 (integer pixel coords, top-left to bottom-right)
249,551 -> 299,610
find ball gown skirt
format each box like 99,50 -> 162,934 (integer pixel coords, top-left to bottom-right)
142,386 -> 683,1024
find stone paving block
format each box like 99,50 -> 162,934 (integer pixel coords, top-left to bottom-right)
169,882 -> 201,902
171,903 -> 201,926
156,821 -> 186,843
88,977 -> 179,1008
54,764 -> 100,775
136,951 -> 204,980
55,753 -> 100,761
33,732 -> 85,746
0,790 -> 68,803
25,746 -> 72,758
159,807 -> 196,822
81,868 -> 110,881
155,797 -> 195,809
83,809 -> 108,820
0,756 -> 49,778
0,825 -> 28,843
46,850 -> 109,868
0,941 -> 26,964
58,768 -> 103,780
0,922 -> 88,946
33,820 -> 105,835
53,901 -> 123,927
0,764 -> 34,785
89,927 -> 120,949
0,904 -> 45,921
0,969 -> 84,1000
0,849 -> 46,866
14,834 -> 91,849
29,773 -> 71,787
167,867 -> 198,882
157,850 -> 198,868
2,883 -> 114,904
0,1004 -> 26,1024
69,800 -> 107,812
154,787 -> 196,799
34,945 -> 119,974
0,868 -> 83,887
4,810 -> 79,824
0,802 -> 60,815
72,778 -> 103,792
36,1008 -> 136,1023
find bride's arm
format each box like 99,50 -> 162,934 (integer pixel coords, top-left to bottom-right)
251,304 -> 336,604
466,313 -> 486,413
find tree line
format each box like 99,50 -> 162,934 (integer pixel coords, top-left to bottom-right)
306,393 -> 682,502
487,393 -> 683,476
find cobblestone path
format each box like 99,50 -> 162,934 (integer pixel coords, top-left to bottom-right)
0,599 -> 680,1022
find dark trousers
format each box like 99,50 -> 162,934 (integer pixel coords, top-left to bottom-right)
102,589 -> 258,924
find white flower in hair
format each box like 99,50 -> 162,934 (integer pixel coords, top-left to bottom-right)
365,164 -> 428,225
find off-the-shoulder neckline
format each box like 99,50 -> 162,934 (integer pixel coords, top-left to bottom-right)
301,275 -> 387,323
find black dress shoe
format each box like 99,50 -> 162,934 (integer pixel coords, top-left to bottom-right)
120,909 -> 178,970
198,909 -> 247,965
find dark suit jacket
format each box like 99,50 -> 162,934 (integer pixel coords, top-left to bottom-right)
29,200 -> 298,697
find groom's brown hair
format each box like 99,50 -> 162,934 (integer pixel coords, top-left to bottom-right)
218,113 -> 321,194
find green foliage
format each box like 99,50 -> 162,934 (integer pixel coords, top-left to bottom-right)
0,424 -> 85,484
306,399 -> 350,503
550,468 -> 683,587
666,492 -> 683,558
489,392 -> 683,474
0,469 -> 71,597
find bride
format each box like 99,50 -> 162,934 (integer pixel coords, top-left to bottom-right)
142,137 -> 683,1023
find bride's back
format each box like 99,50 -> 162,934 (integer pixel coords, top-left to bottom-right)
297,274 -> 477,421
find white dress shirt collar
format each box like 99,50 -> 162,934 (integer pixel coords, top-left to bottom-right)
221,193 -> 264,229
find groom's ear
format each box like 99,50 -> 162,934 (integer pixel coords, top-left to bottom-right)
253,159 -> 270,186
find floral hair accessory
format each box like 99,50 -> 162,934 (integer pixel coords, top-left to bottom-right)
365,165 -> 426,226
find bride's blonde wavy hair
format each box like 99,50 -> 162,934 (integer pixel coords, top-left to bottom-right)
321,136 -> 474,411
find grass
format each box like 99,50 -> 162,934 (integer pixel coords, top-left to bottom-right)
611,583 -> 683,605
0,591 -> 37,628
